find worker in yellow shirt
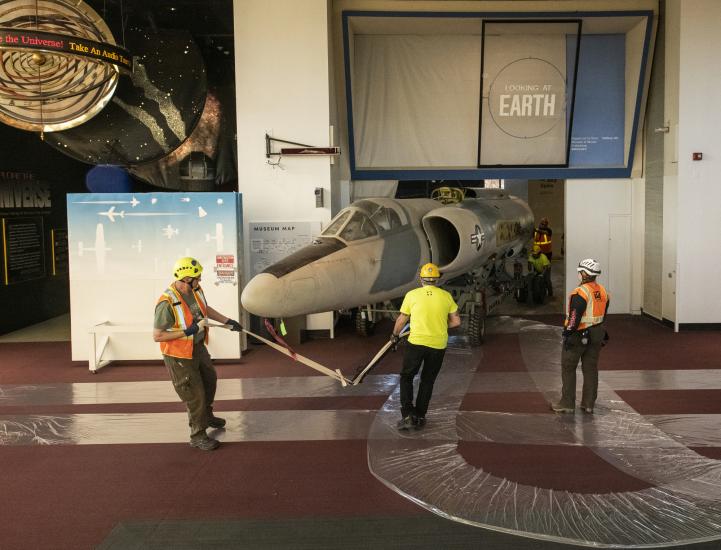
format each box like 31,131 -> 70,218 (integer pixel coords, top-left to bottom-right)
390,263 -> 461,430
528,244 -> 552,298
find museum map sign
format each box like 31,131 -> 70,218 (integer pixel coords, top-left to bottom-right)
249,221 -> 321,277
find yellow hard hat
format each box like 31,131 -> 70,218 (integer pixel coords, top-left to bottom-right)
532,244 -> 541,253
173,257 -> 203,280
420,262 -> 440,278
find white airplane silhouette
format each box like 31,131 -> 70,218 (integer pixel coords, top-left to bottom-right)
74,196 -> 139,207
205,223 -> 224,251
78,223 -> 111,273
98,206 -> 125,222
162,224 -> 179,239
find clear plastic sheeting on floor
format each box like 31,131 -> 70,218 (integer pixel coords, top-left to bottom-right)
367,328 -> 721,548
0,410 -> 376,445
484,315 -> 543,335
468,368 -> 721,393
0,375 -> 398,406
456,411 -> 721,448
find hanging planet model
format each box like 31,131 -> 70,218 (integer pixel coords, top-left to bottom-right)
0,0 -> 131,132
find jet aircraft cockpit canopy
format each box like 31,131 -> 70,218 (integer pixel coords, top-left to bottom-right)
321,200 -> 405,242
354,200 -> 403,232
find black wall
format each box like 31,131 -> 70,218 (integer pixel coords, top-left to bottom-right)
0,126 -> 88,335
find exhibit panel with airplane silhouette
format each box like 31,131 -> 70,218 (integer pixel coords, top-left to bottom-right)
67,192 -> 243,362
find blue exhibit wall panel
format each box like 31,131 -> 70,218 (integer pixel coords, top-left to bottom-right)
568,35 -> 625,168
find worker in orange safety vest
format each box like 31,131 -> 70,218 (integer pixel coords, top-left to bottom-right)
153,257 -> 242,451
533,217 -> 553,260
551,258 -> 610,415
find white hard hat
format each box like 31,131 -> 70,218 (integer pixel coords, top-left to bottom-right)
577,258 -> 601,276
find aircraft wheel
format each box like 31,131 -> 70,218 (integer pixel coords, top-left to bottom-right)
355,311 -> 375,336
468,309 -> 485,346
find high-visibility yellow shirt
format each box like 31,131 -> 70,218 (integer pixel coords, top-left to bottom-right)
528,252 -> 550,273
400,285 -> 458,349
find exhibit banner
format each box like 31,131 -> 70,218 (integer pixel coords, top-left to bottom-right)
67,192 -> 243,361
0,171 -> 54,285
479,22 -> 579,166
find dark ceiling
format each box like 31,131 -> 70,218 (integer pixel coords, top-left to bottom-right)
85,0 -> 234,83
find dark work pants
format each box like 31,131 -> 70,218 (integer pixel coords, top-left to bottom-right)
164,344 -> 217,440
400,342 -> 446,418
559,324 -> 605,409
543,267 -> 553,296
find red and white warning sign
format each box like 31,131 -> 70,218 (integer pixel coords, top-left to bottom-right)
213,254 -> 237,286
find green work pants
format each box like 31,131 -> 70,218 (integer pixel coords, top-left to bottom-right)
559,323 -> 606,409
163,344 -> 217,441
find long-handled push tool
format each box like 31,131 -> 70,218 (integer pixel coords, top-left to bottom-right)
206,320 -> 351,386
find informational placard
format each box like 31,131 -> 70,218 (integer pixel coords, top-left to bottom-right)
248,221 -> 321,277
568,35 -> 625,167
1,216 -> 45,284
51,228 -> 68,275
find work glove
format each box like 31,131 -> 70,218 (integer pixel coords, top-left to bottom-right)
390,333 -> 400,352
601,330 -> 610,347
184,322 -> 199,337
226,319 -> 243,332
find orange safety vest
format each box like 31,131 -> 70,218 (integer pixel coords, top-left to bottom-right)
156,284 -> 209,359
533,228 -> 552,254
565,282 -> 609,330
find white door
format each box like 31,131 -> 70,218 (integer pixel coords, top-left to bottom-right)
607,214 -> 632,313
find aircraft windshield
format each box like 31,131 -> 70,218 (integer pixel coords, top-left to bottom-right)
321,211 -> 350,236
354,200 -> 403,232
339,211 -> 378,241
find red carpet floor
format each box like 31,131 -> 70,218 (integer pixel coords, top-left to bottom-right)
1,314 -> 721,549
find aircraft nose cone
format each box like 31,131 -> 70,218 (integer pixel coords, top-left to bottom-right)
241,273 -> 286,318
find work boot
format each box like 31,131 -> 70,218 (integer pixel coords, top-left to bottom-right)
190,435 -> 220,451
396,415 -> 416,431
414,417 -> 427,430
208,415 -> 226,428
550,402 -> 575,414
580,406 -> 594,414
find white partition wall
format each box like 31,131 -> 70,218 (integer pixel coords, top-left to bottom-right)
234,0 -> 334,332
673,0 -> 721,325
565,179 -> 644,314
67,192 -> 243,362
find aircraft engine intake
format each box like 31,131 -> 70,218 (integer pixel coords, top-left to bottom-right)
422,207 -> 491,278
421,216 -> 459,268
421,194 -> 535,280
